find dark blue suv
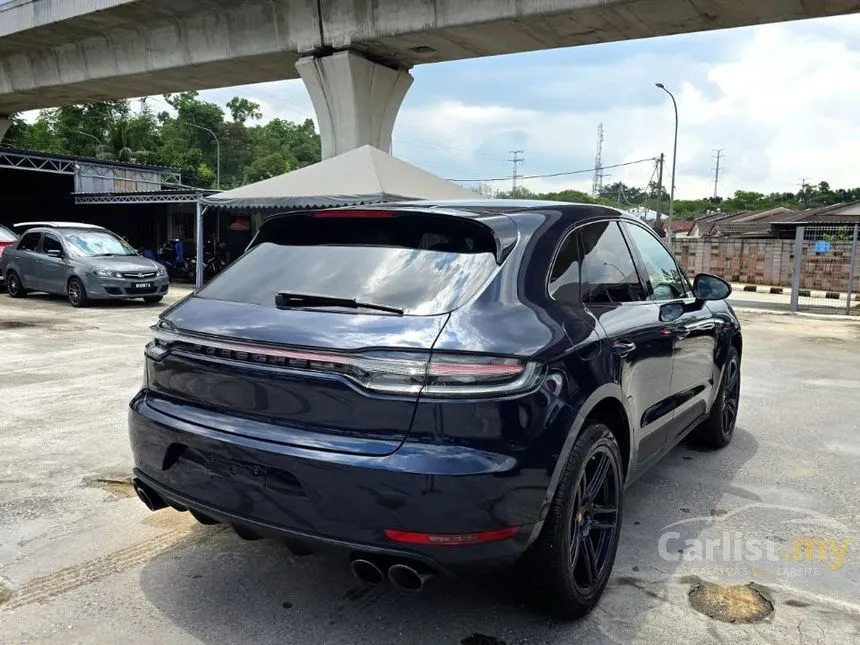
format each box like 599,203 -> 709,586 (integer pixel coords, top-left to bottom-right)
129,200 -> 741,618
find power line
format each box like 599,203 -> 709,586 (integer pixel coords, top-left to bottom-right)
447,156 -> 657,183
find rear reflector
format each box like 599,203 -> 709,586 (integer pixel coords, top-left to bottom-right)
384,527 -> 519,546
313,209 -> 394,218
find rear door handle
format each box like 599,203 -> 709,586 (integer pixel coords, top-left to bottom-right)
611,339 -> 636,357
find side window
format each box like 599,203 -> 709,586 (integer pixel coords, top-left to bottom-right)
623,223 -> 688,301
42,234 -> 63,255
580,222 -> 645,303
17,232 -> 41,251
549,230 -> 582,304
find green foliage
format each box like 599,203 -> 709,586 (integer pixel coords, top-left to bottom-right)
226,97 -> 262,124
485,178 -> 860,220
245,153 -> 291,183
6,94 -> 321,190
495,186 -> 605,204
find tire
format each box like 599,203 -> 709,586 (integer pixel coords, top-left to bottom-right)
6,270 -> 26,298
524,421 -> 625,620
143,296 -> 163,304
67,277 -> 89,308
690,346 -> 741,449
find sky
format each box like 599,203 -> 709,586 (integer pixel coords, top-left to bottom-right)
24,13 -> 860,200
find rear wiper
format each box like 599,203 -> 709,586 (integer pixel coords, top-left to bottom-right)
275,292 -> 404,315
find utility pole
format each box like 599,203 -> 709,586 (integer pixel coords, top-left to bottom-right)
798,177 -> 810,206
592,123 -> 605,196
654,153 -> 665,233
712,148 -> 724,199
508,150 -> 524,195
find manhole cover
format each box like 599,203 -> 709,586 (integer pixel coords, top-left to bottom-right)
688,581 -> 773,623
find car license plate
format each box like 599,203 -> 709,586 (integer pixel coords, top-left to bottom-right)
136,282 -> 152,288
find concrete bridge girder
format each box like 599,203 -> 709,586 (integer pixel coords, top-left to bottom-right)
2,0 -> 860,154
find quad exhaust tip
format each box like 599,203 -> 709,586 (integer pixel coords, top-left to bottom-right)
387,563 -> 434,592
132,479 -> 166,512
350,558 -> 385,585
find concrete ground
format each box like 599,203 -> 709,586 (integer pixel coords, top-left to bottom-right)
1,287 -> 859,644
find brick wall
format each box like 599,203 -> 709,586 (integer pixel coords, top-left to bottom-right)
671,238 -> 858,292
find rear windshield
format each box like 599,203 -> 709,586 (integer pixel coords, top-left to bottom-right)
196,212 -> 501,315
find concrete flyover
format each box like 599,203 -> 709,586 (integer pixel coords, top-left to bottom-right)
1,0 -> 859,156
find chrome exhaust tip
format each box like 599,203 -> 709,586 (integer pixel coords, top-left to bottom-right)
350,558 -> 385,585
388,563 -> 434,592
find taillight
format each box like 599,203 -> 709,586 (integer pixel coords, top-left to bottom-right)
422,354 -> 541,397
148,326 -> 542,398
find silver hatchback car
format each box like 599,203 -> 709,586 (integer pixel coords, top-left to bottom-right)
3,222 -> 169,307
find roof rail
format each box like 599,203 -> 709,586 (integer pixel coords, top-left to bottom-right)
13,221 -> 106,229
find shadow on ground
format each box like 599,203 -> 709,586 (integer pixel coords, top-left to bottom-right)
139,429 -> 759,644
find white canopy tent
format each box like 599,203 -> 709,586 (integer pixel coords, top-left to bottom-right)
192,145 -> 476,286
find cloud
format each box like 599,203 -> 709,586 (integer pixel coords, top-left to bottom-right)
389,14 -> 860,199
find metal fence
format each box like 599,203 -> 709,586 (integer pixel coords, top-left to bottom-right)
790,224 -> 859,314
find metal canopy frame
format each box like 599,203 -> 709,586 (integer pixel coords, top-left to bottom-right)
0,148 -> 182,185
0,149 -> 77,175
74,191 -> 206,205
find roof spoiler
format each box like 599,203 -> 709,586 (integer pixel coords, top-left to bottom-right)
249,207 -> 519,263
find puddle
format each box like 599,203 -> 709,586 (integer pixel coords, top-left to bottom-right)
688,581 -> 774,623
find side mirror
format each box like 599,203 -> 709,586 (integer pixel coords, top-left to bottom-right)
692,273 -> 732,301
46,249 -> 63,259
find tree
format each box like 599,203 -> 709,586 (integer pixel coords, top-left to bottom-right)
245,152 -> 290,183
599,182 -> 646,205
226,97 -> 262,124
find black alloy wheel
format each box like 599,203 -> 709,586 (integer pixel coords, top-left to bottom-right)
691,345 -> 741,449
569,446 -> 621,594
524,421 -> 625,619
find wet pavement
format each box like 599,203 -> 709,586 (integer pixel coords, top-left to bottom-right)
1,288 -> 859,644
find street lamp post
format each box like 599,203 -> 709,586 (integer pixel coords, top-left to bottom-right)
187,122 -> 220,190
655,83 -> 678,243
70,129 -> 104,156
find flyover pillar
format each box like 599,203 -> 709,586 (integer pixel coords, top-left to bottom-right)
0,116 -> 9,143
296,51 -> 412,159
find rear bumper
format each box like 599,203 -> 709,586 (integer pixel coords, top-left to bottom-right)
128,392 -> 545,576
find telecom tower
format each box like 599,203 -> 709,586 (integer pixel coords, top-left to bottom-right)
592,123 -> 605,196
